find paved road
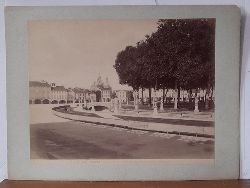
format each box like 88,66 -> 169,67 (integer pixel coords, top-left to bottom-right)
30,121 -> 214,159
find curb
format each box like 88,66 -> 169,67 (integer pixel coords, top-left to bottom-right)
52,106 -> 214,139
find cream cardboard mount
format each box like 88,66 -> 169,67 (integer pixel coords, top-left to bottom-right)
5,5 -> 240,180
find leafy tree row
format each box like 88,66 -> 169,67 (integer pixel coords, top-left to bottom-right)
114,19 -> 215,109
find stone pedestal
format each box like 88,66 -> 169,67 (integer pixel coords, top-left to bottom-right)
83,98 -> 87,108
174,90 -> 178,109
153,98 -> 158,116
114,98 -> 119,114
119,99 -> 122,109
152,89 -> 158,114
153,106 -> 158,117
205,94 -> 209,109
114,106 -> 118,114
134,104 -> 139,111
134,91 -> 139,111
160,98 -> 164,111
194,97 -> 199,113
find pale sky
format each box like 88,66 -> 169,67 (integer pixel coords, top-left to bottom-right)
28,20 -> 158,90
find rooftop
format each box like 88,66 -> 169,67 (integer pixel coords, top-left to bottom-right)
29,81 -> 50,87
73,88 -> 89,93
52,86 -> 67,91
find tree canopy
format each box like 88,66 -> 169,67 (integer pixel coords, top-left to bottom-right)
114,18 -> 215,93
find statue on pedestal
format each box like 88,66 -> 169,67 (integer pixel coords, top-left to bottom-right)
114,97 -> 119,114
160,97 -> 164,111
153,90 -> 158,116
194,97 -> 199,113
134,91 -> 139,111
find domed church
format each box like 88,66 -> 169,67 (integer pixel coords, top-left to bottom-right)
90,76 -> 112,102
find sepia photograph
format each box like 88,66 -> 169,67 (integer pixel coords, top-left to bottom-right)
29,19 -> 215,160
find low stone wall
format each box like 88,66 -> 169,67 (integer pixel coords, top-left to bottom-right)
52,107 -> 214,138
86,102 -> 112,109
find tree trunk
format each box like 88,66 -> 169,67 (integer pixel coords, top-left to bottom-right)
160,87 -> 165,111
194,88 -> 199,113
205,89 -> 209,110
177,85 -> 181,106
141,87 -> 144,105
153,81 -> 158,116
148,87 -> 152,107
134,90 -> 139,111
165,88 -> 169,103
211,86 -> 214,101
188,89 -> 192,103
133,90 -> 136,107
174,81 -> 178,109
205,83 -> 211,110
162,87 -> 165,104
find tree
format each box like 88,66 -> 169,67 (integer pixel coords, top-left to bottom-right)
154,19 -> 215,109
114,46 -> 141,90
114,19 -> 215,111
114,46 -> 144,110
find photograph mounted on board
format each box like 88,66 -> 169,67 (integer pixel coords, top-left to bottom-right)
29,19 -> 215,160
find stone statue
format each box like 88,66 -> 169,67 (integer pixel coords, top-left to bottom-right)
114,97 -> 119,114
194,97 -> 199,113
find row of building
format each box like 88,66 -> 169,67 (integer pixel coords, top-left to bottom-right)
29,76 -> 214,105
29,81 -> 95,104
29,76 -> 129,104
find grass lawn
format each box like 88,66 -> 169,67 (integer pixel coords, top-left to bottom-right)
53,106 -> 102,118
114,115 -> 213,127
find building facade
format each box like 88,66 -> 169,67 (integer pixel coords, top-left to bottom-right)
66,88 -> 75,103
101,89 -> 111,102
29,81 -> 51,104
51,86 -> 67,104
115,90 -> 129,103
73,88 -> 85,103
30,81 -> 69,104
